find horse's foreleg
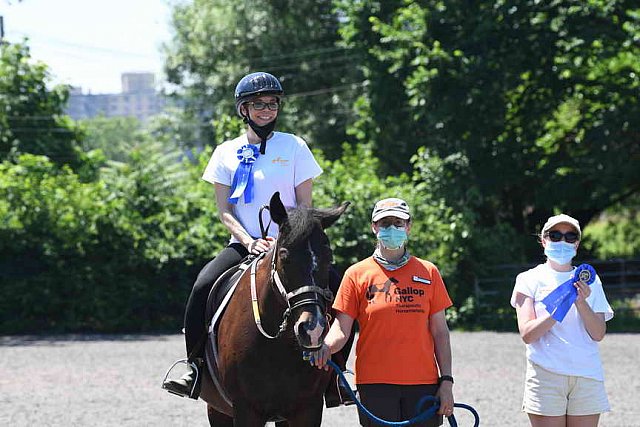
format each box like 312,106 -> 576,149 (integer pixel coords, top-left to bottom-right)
207,404 -> 233,427
285,399 -> 324,427
232,401 -> 267,427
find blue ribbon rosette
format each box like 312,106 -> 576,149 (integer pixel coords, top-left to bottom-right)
228,144 -> 260,204
542,263 -> 596,322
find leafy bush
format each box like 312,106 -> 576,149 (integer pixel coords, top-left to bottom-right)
0,146 -> 227,333
315,142 -> 472,301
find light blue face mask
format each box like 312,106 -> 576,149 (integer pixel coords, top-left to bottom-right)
544,241 -> 577,265
377,226 -> 408,250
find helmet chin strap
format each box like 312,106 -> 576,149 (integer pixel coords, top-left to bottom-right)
246,117 -> 277,155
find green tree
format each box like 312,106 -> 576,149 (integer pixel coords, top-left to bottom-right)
163,0 -> 361,156
0,42 -> 84,167
314,142 -> 471,297
79,115 -> 144,162
336,1 -> 640,259
333,0 -> 420,172
583,194 -> 640,259
0,142 -> 227,333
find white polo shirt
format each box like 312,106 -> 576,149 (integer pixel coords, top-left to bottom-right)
202,131 -> 322,243
510,262 -> 614,381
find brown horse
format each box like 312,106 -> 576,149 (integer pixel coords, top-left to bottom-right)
200,192 -> 349,427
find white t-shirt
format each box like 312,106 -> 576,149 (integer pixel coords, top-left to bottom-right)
202,131 -> 322,243
510,263 -> 614,381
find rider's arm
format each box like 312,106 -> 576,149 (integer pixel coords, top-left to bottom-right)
215,183 -> 271,253
513,292 -> 556,344
295,178 -> 313,208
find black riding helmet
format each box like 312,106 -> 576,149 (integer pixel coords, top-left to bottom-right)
234,72 -> 284,118
235,72 -> 284,154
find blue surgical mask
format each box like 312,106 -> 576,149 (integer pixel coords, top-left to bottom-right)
377,226 -> 407,250
544,241 -> 576,265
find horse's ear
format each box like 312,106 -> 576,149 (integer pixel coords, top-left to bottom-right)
269,191 -> 288,225
319,201 -> 350,229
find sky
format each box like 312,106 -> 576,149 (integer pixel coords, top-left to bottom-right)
1,0 -> 174,94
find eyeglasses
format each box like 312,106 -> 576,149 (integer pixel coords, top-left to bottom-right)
247,101 -> 280,111
545,230 -> 579,243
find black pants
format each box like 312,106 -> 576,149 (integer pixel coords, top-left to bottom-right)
357,383 -> 442,427
184,243 -> 249,355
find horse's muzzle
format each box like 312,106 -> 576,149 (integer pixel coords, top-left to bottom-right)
293,307 -> 327,349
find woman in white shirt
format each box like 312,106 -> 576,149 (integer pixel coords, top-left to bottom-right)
511,214 -> 613,427
163,72 -> 322,397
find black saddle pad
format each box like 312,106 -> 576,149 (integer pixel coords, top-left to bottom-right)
204,256 -> 255,331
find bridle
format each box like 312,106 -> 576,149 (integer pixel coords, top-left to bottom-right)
250,206 -> 334,346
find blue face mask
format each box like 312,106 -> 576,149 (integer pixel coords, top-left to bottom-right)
544,241 -> 577,265
377,226 -> 408,250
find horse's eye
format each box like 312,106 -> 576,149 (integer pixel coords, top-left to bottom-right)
278,247 -> 290,262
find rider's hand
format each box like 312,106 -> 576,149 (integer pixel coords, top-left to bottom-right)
307,343 -> 331,371
248,237 -> 275,254
436,381 -> 454,418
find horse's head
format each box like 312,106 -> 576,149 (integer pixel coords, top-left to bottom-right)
268,192 -> 348,350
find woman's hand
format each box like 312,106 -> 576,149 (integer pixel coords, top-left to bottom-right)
247,236 -> 275,254
436,381 -> 454,418
306,343 -> 331,371
574,280 -> 592,304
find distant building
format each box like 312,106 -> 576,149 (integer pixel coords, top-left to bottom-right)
121,72 -> 155,94
66,72 -> 166,122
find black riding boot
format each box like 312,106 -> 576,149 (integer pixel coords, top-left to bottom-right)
162,244 -> 248,399
162,358 -> 203,399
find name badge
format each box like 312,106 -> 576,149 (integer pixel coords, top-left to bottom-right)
412,276 -> 431,285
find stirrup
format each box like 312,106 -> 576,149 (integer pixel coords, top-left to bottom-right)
161,359 -> 200,399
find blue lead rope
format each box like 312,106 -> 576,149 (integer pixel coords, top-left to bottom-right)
325,359 -> 480,426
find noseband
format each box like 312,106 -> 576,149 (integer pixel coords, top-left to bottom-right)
250,236 -> 334,341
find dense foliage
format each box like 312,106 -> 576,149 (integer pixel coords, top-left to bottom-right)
0,149 -> 219,333
335,0 -> 640,261
2,2 -> 639,333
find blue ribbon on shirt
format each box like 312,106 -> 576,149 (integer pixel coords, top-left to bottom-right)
229,144 -> 260,204
542,263 -> 596,322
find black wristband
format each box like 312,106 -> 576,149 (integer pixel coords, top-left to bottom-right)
438,375 -> 454,385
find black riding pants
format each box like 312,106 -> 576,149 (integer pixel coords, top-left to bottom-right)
184,243 -> 249,356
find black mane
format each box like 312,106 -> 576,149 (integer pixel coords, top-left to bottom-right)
277,207 -> 318,248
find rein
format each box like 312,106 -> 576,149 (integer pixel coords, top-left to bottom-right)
259,204 -> 271,240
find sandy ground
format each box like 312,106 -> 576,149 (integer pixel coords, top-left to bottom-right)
1,331 -> 638,426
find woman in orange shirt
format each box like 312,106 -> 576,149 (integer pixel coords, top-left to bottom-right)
310,198 -> 455,427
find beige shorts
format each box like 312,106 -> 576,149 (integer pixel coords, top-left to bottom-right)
523,360 -> 610,416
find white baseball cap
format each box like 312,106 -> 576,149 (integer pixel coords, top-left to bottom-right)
542,214 -> 581,238
371,198 -> 410,222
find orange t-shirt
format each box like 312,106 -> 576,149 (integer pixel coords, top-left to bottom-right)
333,256 -> 452,385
